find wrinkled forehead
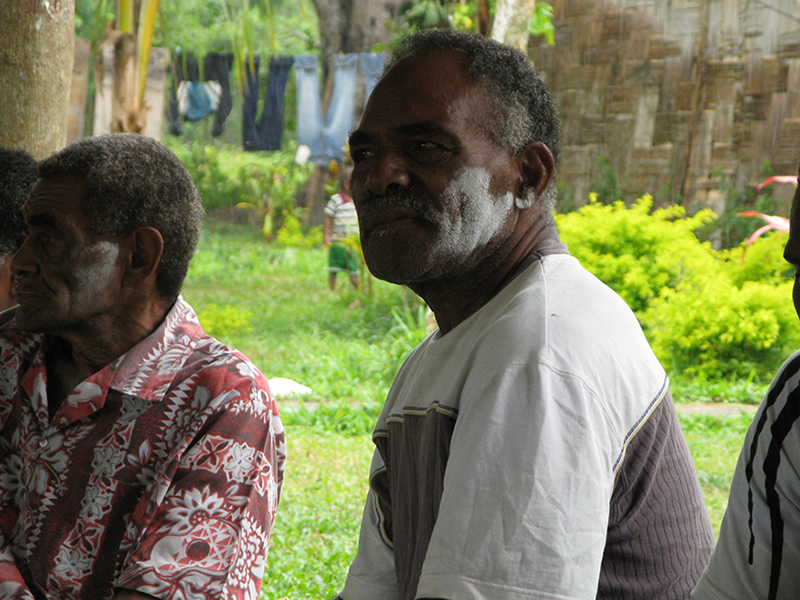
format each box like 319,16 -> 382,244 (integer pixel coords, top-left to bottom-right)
24,174 -> 87,219
359,49 -> 492,133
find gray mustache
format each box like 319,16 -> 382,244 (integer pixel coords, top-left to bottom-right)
356,189 -> 433,223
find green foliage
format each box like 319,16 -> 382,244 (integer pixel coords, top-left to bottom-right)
720,230 -> 792,286
75,0 -> 114,42
183,224 -> 429,406
556,195 -> 800,380
276,211 -> 323,248
164,139 -> 313,238
386,0 -> 555,47
261,429 -> 372,598
556,194 -> 716,314
705,162 -> 779,250
671,373 -> 767,405
281,402 -> 381,435
156,0 -> 318,57
529,1 -> 555,45
196,303 -> 254,338
679,411 -> 754,536
591,155 -> 622,204
644,273 -> 798,379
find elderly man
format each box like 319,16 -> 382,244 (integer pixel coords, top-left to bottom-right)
0,134 -> 285,600
0,148 -> 37,311
693,168 -> 800,599
339,30 -> 713,600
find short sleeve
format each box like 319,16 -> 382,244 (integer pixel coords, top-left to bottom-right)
116,369 -> 285,600
341,450 -> 402,600
324,194 -> 341,219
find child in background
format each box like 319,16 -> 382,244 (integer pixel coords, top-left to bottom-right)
324,166 -> 360,290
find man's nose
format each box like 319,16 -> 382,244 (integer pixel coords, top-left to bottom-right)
10,236 -> 37,277
364,151 -> 410,197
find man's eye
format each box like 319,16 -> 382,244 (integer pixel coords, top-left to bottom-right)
408,140 -> 449,162
350,148 -> 374,164
32,229 -> 54,245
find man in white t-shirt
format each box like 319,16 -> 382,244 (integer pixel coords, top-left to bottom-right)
338,29 -> 714,600
692,167 -> 800,600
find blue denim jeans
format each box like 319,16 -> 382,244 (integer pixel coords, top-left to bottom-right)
294,54 -> 326,160
295,53 -> 359,163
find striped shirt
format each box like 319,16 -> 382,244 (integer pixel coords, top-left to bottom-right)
325,193 -> 359,240
694,351 -> 800,600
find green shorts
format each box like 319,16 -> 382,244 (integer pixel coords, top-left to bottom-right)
329,242 -> 359,275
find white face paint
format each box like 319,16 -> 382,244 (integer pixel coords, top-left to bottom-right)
413,166 -> 516,282
12,176 -> 128,336
438,166 -> 515,254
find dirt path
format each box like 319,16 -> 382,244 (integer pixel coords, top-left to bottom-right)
674,402 -> 759,417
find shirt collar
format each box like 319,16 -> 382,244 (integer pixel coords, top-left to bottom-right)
102,295 -> 204,401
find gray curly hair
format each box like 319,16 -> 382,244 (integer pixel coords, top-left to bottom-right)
386,29 -> 561,164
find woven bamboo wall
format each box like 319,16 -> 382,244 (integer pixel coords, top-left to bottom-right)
529,0 -> 800,214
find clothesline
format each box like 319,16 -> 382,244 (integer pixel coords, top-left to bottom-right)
168,50 -> 386,161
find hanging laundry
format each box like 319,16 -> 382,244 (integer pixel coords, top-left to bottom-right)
242,56 -> 295,151
167,50 -> 233,136
359,52 -> 386,102
177,80 -> 222,121
295,53 -> 359,164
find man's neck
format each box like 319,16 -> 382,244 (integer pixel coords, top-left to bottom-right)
411,213 -> 563,335
43,298 -> 172,419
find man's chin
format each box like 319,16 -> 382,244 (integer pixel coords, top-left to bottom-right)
364,253 -> 429,286
13,306 -> 52,334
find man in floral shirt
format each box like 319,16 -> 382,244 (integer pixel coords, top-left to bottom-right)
0,134 -> 286,600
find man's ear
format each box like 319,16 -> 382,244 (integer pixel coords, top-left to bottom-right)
513,141 -> 555,210
125,226 -> 164,287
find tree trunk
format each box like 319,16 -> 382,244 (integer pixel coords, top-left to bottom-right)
0,0 -> 75,159
491,0 -> 535,52
111,32 -> 144,133
477,0 -> 491,36
312,0 -> 404,63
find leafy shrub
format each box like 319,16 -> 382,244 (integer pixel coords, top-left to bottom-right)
163,139 -> 313,237
556,194 -> 800,380
196,303 -> 254,339
720,230 -> 792,287
276,211 -> 323,248
556,194 -> 716,314
643,274 -> 798,378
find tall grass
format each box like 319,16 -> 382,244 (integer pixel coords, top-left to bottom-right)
181,222 -> 765,599
183,222 -> 429,411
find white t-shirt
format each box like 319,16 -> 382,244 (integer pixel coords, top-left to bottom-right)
342,254 -> 712,600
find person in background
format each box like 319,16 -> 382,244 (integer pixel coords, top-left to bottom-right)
337,29 -> 713,600
0,147 -> 37,311
0,134 -> 285,600
693,165 -> 800,600
324,165 -> 360,290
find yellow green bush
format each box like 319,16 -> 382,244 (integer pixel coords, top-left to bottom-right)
556,194 -> 800,379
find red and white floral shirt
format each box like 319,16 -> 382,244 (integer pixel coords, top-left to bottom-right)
0,297 -> 285,600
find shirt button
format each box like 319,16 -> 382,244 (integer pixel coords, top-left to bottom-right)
38,439 -> 48,448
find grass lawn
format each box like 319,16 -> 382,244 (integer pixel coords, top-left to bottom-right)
181,223 -> 766,599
